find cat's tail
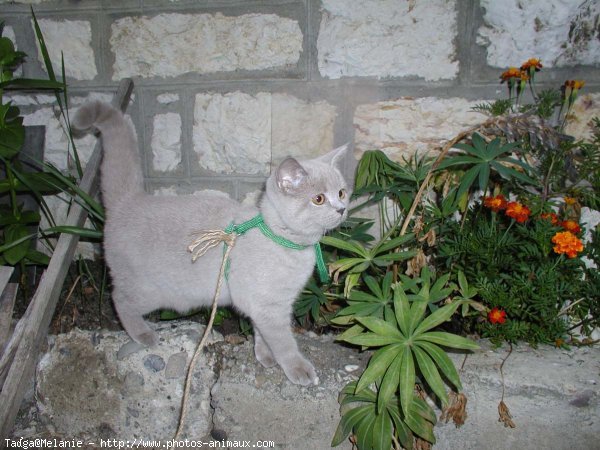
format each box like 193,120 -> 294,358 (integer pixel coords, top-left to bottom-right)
72,101 -> 144,210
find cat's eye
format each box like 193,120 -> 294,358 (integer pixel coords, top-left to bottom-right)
338,189 -> 346,200
311,194 -> 326,205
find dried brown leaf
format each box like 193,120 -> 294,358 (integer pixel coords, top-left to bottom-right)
440,391 -> 468,428
498,400 -> 516,428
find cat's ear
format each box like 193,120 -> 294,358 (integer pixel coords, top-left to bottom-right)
317,143 -> 357,188
276,157 -> 308,193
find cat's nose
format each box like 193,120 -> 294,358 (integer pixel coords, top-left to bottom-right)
337,207 -> 346,215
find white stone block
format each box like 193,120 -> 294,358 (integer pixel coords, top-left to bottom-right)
194,91 -> 272,175
272,93 -> 337,163
34,19 -> 97,80
193,92 -> 337,175
157,93 -> 180,104
317,0 -> 458,81
564,93 -> 600,142
477,0 -> 600,68
110,12 -> 302,79
151,112 -> 182,172
354,97 -> 487,161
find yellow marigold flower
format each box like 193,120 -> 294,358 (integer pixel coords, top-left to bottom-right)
520,58 -> 543,72
552,231 -> 584,258
564,196 -> 577,205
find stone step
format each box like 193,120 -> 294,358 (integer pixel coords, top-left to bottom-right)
9,322 -> 600,450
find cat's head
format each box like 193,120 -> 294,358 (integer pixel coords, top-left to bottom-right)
263,144 -> 356,240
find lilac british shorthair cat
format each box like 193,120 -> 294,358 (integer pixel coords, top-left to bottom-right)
73,101 -> 355,385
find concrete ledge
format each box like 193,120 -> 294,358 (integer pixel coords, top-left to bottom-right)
9,323 -> 600,449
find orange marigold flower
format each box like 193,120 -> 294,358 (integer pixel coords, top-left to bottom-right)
500,67 -> 522,83
488,307 -> 507,325
505,201 -> 531,223
564,196 -> 577,205
520,58 -> 543,72
564,80 -> 585,90
552,231 -> 584,258
561,220 -> 581,234
541,212 -> 559,225
483,194 -> 508,212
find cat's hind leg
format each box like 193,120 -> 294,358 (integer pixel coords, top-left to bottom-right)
113,292 -> 158,346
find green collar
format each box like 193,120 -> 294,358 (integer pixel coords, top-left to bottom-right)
225,214 -> 330,284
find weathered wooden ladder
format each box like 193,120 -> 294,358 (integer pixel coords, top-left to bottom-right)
0,78 -> 134,441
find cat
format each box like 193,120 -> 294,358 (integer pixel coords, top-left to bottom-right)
72,101 -> 356,386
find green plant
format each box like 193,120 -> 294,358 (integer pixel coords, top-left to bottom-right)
0,21 -> 67,276
332,276 -> 478,449
439,195 -> 598,345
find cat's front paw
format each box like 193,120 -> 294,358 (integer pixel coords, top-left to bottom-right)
281,357 -> 319,386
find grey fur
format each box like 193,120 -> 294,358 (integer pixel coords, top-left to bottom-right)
72,101 -> 355,386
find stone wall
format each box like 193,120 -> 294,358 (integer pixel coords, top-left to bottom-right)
3,0 -> 600,205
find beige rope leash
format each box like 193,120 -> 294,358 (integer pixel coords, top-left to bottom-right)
174,229 -> 237,441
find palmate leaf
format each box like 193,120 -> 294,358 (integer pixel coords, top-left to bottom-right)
372,411 -> 393,450
417,331 -> 480,350
331,404 -> 371,447
377,349 -> 404,414
412,345 -> 449,406
399,344 -> 415,418
343,332 -> 403,347
416,340 -> 462,391
355,412 -> 376,450
354,343 -> 403,392
413,300 -> 462,335
356,316 -> 403,339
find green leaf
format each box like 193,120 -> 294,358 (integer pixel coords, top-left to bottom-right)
44,225 -> 103,239
456,165 -> 480,199
399,345 -> 415,418
372,410 -> 393,450
377,350 -> 403,414
375,250 -> 417,262
413,345 -> 449,406
375,233 -> 415,254
320,236 -> 369,257
356,344 -> 403,392
408,300 -> 428,334
3,224 -> 30,265
387,403 -> 413,449
416,331 -> 480,350
364,275 -> 383,299
413,301 -> 461,336
0,78 -> 65,90
405,408 -> 436,444
331,404 -> 371,447
356,316 -> 403,339
393,284 -> 411,336
355,410 -> 376,450
25,248 -> 50,265
411,396 -> 437,424
344,332 -> 403,347
416,341 -> 462,391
